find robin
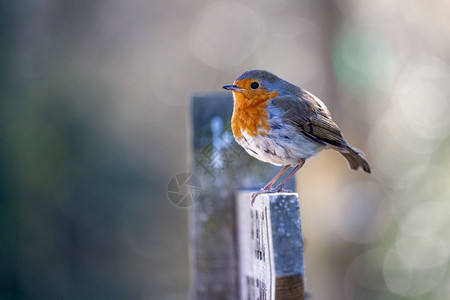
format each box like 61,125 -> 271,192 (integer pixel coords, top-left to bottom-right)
223,70 -> 371,205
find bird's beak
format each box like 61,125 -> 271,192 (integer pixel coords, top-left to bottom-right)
222,84 -> 241,92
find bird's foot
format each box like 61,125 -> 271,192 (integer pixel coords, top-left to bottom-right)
251,188 -> 275,206
250,187 -> 293,206
272,181 -> 293,193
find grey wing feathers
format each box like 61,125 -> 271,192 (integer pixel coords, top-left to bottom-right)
301,90 -> 331,117
272,90 -> 371,173
272,92 -> 346,148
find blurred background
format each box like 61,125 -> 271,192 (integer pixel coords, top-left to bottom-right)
1,0 -> 450,299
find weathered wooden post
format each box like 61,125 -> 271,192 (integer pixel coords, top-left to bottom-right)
189,93 -> 303,300
237,192 -> 304,299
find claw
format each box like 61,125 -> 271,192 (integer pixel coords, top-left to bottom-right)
250,188 -> 277,205
250,187 -> 294,205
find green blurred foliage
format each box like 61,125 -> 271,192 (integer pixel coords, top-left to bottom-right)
332,29 -> 393,93
0,2 -> 181,299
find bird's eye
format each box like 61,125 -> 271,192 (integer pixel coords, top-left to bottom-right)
250,82 -> 259,89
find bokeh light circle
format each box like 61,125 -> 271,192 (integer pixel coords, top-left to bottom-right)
395,234 -> 448,269
395,55 -> 450,139
383,236 -> 448,297
190,1 -> 265,69
400,200 -> 450,236
367,111 -> 434,189
150,37 -> 217,105
344,248 -> 388,299
334,181 -> 391,244
254,40 -> 323,86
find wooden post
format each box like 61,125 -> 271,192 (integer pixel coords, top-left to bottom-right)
189,93 -> 300,299
189,93 -> 239,300
237,192 -> 304,300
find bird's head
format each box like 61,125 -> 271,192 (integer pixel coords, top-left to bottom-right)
223,70 -> 299,103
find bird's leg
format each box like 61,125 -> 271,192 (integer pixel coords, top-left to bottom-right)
251,165 -> 290,205
262,165 -> 290,191
273,159 -> 305,192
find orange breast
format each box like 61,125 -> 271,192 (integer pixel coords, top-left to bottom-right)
231,88 -> 279,139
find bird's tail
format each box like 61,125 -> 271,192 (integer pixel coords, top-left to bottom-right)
340,145 -> 371,173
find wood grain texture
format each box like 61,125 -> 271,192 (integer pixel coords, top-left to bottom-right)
236,192 -> 304,300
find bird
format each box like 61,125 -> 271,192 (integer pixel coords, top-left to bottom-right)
223,70 -> 370,205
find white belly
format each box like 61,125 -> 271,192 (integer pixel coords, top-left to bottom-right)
235,127 -> 325,166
